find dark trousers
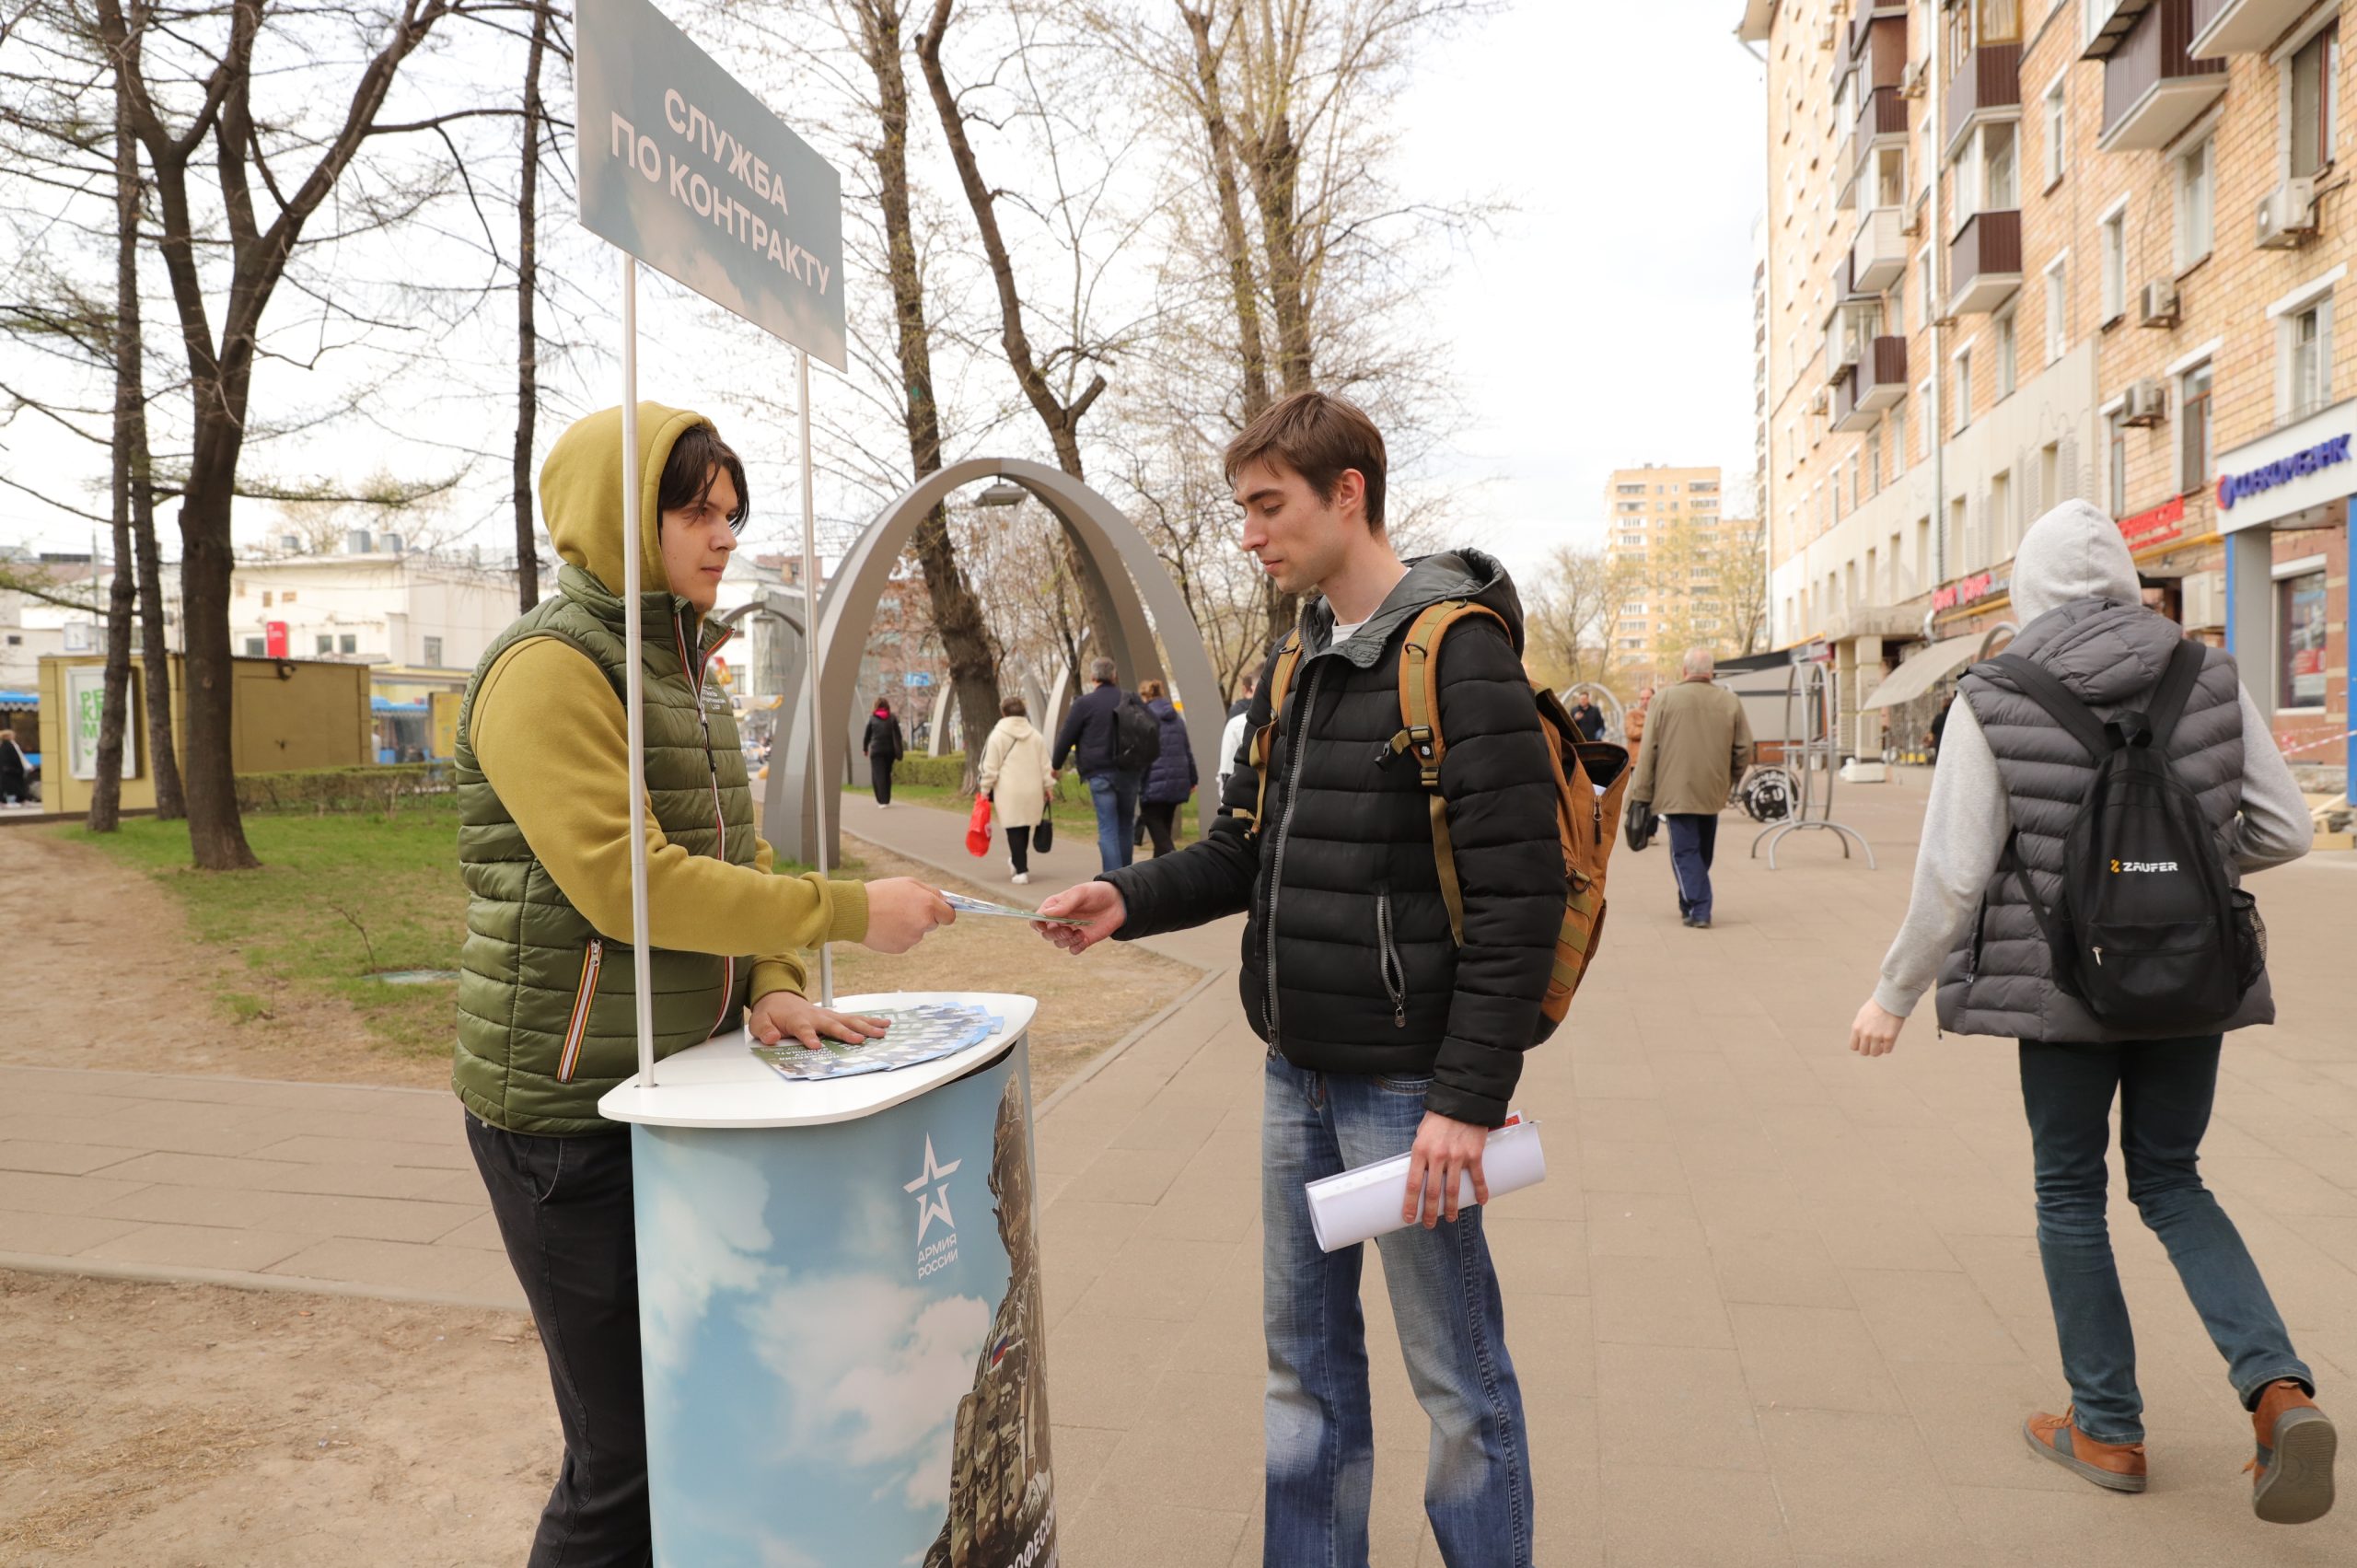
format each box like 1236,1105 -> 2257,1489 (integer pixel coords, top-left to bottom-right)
1665,812 -> 1718,922
870,757 -> 894,805
1139,799 -> 1179,856
468,1116 -> 651,1567
1005,823 -> 1033,876
2020,1036 -> 2312,1444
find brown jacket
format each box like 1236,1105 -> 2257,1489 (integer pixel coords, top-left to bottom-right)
1629,677 -> 1754,816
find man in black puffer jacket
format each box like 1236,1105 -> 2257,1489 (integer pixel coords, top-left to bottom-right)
1037,391 -> 1562,1568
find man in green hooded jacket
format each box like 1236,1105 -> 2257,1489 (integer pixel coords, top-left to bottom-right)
456,401 -> 954,1565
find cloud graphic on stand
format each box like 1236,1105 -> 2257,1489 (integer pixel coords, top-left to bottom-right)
638,1137 -> 774,1371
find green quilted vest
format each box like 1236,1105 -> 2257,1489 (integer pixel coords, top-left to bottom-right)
451,563 -> 757,1135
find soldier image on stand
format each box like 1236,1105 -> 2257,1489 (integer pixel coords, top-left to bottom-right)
925,1076 -> 1056,1568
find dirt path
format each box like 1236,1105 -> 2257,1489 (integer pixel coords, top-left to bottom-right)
0,830 -> 422,1086
0,1270 -> 550,1566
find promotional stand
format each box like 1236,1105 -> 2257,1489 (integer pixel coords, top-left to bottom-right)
600,993 -> 1059,1568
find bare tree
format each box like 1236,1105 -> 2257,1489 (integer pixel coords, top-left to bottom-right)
512,0 -> 553,611
1526,542 -> 1643,697
94,0 -> 464,869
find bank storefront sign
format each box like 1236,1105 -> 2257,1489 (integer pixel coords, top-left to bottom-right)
2213,401 -> 2357,531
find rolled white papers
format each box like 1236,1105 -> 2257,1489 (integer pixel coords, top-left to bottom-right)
1305,1117 -> 1546,1253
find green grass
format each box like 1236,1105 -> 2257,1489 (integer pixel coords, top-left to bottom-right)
848,778 -> 1208,848
64,801 -> 865,1064
64,800 -> 478,1062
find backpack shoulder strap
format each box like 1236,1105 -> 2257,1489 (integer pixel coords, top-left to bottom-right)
2142,639 -> 2208,753
1984,653 -> 2117,762
1246,630 -> 1305,834
1389,600 -> 1515,947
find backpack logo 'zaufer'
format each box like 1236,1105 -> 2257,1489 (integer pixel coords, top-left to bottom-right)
2111,859 -> 2179,873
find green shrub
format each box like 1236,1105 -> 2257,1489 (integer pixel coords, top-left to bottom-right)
890,751 -> 972,789
235,762 -> 452,815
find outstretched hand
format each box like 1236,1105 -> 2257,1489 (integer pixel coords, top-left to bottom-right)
1033,881 -> 1126,954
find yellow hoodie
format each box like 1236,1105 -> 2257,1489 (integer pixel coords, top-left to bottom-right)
469,401 -> 867,1001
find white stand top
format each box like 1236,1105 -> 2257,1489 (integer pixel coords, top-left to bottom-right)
597,991 -> 1039,1130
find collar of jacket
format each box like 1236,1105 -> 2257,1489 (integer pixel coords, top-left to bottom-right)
555,562 -> 721,653
1295,547 -> 1525,669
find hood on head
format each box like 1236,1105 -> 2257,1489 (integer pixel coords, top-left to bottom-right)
2010,499 -> 2139,622
539,401 -> 717,600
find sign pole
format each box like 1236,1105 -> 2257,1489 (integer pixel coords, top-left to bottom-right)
798,345 -> 833,1005
621,253 -> 658,1087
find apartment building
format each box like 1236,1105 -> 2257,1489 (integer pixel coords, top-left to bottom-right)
1603,464 -> 1734,683
1742,0 -> 2352,790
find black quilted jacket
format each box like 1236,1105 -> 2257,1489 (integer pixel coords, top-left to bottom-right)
1100,550 -> 1563,1126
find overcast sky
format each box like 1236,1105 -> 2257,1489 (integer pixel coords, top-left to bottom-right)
0,4 -> 1769,587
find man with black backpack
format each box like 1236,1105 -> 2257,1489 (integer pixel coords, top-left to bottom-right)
1848,500 -> 2330,1525
1052,656 -> 1161,872
1032,391 -> 1578,1567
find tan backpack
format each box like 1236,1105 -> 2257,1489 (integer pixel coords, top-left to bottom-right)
1248,600 -> 1631,1033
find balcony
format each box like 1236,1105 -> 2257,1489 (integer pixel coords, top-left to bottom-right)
1833,339 -> 1906,433
1945,42 -> 2023,157
1840,85 -> 1910,208
2098,0 -> 2227,150
2190,0 -> 2313,57
1849,6 -> 1910,84
1948,208 -> 2023,317
1852,203 -> 1908,293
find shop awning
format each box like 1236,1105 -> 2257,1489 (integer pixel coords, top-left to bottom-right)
1861,632 -> 1995,711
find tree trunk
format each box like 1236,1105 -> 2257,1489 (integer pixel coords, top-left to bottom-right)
88,49 -> 147,835
1180,3 -> 1270,424
175,458 -> 256,868
512,0 -> 548,611
131,434 -> 182,819
853,0 -> 1000,751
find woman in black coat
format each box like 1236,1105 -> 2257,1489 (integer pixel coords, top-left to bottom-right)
863,698 -> 906,806
1134,680 -> 1197,857
0,728 -> 27,805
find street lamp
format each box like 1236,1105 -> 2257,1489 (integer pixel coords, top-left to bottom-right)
975,481 -> 1027,507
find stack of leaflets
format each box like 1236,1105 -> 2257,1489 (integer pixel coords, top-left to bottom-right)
749,1001 -> 1007,1083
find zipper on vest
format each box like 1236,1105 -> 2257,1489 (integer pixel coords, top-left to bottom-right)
675,612 -> 740,1040
556,937 -> 604,1083
1376,889 -> 1409,1028
1260,660 -> 1329,1052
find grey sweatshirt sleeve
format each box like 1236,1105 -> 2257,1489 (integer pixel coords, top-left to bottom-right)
1874,702 -> 2009,1017
2232,688 -> 2312,874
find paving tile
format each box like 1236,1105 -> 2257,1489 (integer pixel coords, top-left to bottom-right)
1067,1236 -> 1236,1322
1586,1190 -> 1708,1259
81,1221 -> 319,1272
241,1134 -> 476,1170
1708,1226 -> 1855,1310
1591,1254 -> 1734,1349
1486,1216 -> 1588,1296
1596,1342 -> 1767,1470
0,1139 -> 148,1176
1598,1461 -> 1793,1568
265,1237 -> 525,1301
1041,1312 -> 1187,1432
1065,1144 -> 1195,1207
1728,1304 -> 1909,1416
0,1169 -> 151,1217
1845,1268 -> 2023,1365
431,1210 -> 509,1252
1092,1370 -> 1265,1514
0,1207 -> 148,1255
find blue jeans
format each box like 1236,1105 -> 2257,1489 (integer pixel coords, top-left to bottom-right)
2020,1035 -> 2313,1444
1666,812 -> 1718,922
1261,1054 -> 1533,1568
1085,770 -> 1141,873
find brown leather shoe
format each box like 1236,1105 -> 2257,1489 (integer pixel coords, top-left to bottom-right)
2249,1380 -> 2336,1525
2024,1409 -> 2148,1493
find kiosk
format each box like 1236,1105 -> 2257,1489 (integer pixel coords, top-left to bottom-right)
600,992 -> 1059,1568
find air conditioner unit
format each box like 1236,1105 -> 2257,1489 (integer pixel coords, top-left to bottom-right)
1900,196 -> 1925,237
2122,378 -> 2167,427
1902,59 -> 1927,99
1818,20 -> 1838,49
2179,573 -> 2223,632
2138,278 -> 2181,329
1809,387 -> 1830,415
2257,179 -> 2319,250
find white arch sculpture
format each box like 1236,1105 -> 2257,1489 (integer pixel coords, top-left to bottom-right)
770,458 -> 1226,866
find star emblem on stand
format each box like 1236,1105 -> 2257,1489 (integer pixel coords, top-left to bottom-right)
904,1135 -> 961,1243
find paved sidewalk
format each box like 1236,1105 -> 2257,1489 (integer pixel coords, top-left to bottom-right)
5,777 -> 2355,1565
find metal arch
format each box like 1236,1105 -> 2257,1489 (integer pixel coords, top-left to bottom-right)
772,457 -> 1227,865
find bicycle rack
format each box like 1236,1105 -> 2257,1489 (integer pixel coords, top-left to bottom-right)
1752,659 -> 1876,870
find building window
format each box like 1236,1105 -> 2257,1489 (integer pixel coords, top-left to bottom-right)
2107,409 -> 2129,517
1996,311 -> 2018,399
281,591 -> 296,604
339,633 -> 357,655
261,590 -> 273,608
1983,122 -> 2018,213
423,636 -> 443,668
313,633 -> 331,655
1955,348 -> 1973,434
1991,470 -> 2013,557
2176,135 -> 2213,272
2284,298 -> 2332,421
2043,75 -> 2067,190
1892,401 -> 1909,476
2291,23 -> 2339,180
2179,363 -> 2213,494
2279,569 -> 2329,707
2044,256 -> 2068,363
1873,145 -> 1907,209
1919,250 -> 1935,323
2100,209 -> 2127,322
244,636 -> 265,656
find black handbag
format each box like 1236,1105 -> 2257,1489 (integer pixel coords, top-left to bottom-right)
1622,795 -> 1659,853
1033,802 -> 1054,854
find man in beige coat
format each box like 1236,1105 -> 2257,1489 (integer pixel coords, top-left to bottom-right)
1628,646 -> 1754,929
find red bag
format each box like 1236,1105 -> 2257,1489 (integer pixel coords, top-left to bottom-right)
965,795 -> 994,856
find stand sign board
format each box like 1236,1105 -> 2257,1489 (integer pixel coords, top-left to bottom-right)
65,664 -> 135,781
576,0 -> 847,367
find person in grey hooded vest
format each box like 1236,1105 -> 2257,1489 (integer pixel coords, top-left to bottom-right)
1846,500 -> 2334,1525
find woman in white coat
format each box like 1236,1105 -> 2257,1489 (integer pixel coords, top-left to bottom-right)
978,695 -> 1056,885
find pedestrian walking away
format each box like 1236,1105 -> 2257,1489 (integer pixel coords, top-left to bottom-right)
1135,678 -> 1197,857
1051,656 -> 1155,873
978,695 -> 1055,885
0,727 -> 29,806
1568,691 -> 1606,743
1848,499 -> 2334,1526
1216,670 -> 1259,803
1625,647 -> 1752,929
864,696 -> 906,807
1032,391 -> 1563,1567
448,402 -> 955,1567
